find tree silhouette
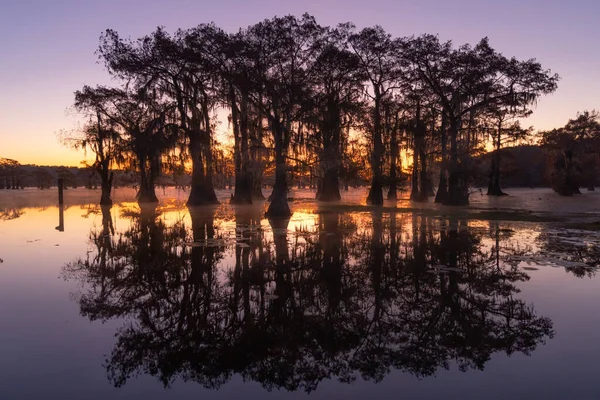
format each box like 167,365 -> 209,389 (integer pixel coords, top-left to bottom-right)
62,14 -> 568,212
541,110 -> 600,195
347,26 -> 403,205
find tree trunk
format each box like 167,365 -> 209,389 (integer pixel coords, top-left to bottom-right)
435,115 -> 448,204
318,167 -> 342,201
410,141 -> 419,200
387,128 -> 398,200
557,149 -> 579,196
388,111 -> 398,200
317,98 -> 342,202
230,86 -> 253,204
250,95 -> 265,200
412,103 -> 428,202
418,112 -> 430,202
137,153 -> 158,203
100,171 -> 113,206
266,126 -> 292,218
367,96 -> 383,205
418,144 -> 429,202
566,150 -> 581,195
487,128 -> 507,196
187,132 -> 219,206
444,118 -> 469,206
424,112 -> 436,198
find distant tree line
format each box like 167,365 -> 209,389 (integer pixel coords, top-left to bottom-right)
59,14 -> 599,213
0,161 -> 135,190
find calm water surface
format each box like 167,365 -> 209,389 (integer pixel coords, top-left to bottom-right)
1,188 -> 599,400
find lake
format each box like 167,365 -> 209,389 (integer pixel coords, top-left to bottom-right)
1,187 -> 599,400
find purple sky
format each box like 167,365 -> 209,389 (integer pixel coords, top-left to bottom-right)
1,0 -> 599,165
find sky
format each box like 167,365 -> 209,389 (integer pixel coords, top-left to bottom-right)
0,0 -> 599,166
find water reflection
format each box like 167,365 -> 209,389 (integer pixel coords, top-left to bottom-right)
0,207 -> 23,221
537,228 -> 600,278
63,207 -> 554,392
55,205 -> 65,231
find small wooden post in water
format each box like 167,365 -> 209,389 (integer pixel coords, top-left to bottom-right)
58,178 -> 64,205
56,205 -> 65,232
56,178 -> 65,232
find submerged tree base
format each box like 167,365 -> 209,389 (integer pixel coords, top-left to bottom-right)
187,186 -> 220,206
487,189 -> 509,196
367,181 -> 384,205
137,188 -> 159,204
487,180 -> 508,196
265,199 -> 292,218
553,181 -> 582,196
442,192 -> 470,206
100,194 -> 113,206
317,184 -> 342,202
230,195 -> 253,205
231,176 -> 254,205
317,169 -> 342,202
410,192 -> 429,203
252,182 -> 265,200
230,187 -> 253,205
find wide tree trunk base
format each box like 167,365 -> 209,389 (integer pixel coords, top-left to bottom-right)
317,171 -> 342,202
318,190 -> 342,202
435,177 -> 447,204
138,202 -> 158,216
443,196 -> 469,206
443,188 -> 470,206
187,185 -> 220,206
230,195 -> 253,205
100,184 -> 112,206
231,174 -> 254,205
252,184 -> 265,200
265,197 -> 292,218
137,188 -> 159,204
443,197 -> 469,206
426,179 -> 435,196
434,189 -> 447,204
410,196 -> 428,203
555,186 -> 574,196
367,181 -> 383,205
486,187 -> 508,196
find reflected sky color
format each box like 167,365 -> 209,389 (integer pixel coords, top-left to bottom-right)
1,187 -> 600,398
1,0 -> 599,165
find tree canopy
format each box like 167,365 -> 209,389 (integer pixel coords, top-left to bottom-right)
64,13 -> 566,213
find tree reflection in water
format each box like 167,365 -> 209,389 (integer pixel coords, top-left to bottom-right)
63,207 -> 554,392
536,228 -> 600,278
